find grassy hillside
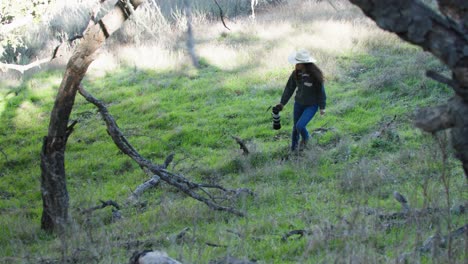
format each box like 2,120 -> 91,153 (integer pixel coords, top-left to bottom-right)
0,1 -> 466,263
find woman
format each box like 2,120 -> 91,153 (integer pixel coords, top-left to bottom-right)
276,49 -> 326,151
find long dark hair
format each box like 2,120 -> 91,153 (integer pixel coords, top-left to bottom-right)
295,63 -> 324,85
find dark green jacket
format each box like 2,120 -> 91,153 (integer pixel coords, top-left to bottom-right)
280,70 -> 326,109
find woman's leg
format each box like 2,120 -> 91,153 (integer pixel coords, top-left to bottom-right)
295,104 -> 319,145
291,102 -> 305,150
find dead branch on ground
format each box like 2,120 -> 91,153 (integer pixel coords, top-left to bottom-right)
126,153 -> 174,204
281,229 -> 309,242
78,85 -> 248,217
311,127 -> 335,135
80,200 -> 121,214
232,136 -> 249,155
213,0 -> 231,30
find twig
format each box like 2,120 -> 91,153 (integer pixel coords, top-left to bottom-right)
281,229 -> 308,242
231,136 -> 249,155
78,85 -> 245,217
205,242 -> 228,248
127,176 -> 160,202
393,191 -> 410,213
163,153 -> 175,169
226,229 -> 244,238
175,227 -> 190,241
213,0 -> 231,30
66,120 -> 78,137
311,127 -> 335,134
0,33 -> 83,74
81,199 -> 121,214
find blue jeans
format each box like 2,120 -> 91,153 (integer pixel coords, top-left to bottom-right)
291,102 -> 318,150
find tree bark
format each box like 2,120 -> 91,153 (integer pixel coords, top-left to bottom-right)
348,0 -> 468,179
184,0 -> 200,68
40,0 -> 146,233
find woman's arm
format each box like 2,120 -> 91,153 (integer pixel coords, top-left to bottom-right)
279,72 -> 297,107
319,83 -> 326,115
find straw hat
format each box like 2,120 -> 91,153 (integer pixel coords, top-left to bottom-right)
288,49 -> 317,64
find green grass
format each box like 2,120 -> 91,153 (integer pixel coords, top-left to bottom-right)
0,5 -> 467,264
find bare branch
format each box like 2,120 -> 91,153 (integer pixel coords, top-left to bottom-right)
128,177 -> 160,202
281,229 -> 308,242
0,58 -> 51,74
232,136 -> 249,155
426,70 -> 458,89
0,33 -> 83,74
78,85 -> 246,217
393,191 -> 410,213
213,0 -> 231,30
80,199 -> 121,214
163,153 -> 175,169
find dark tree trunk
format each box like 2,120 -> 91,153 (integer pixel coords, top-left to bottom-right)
40,0 -> 146,233
348,0 -> 468,179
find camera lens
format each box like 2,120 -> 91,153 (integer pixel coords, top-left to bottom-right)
272,107 -> 281,130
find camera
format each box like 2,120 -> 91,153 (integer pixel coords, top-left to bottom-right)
272,106 -> 281,130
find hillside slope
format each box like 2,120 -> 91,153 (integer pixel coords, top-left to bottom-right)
0,1 -> 466,263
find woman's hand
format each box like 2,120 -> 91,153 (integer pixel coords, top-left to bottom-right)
275,103 -> 284,111
320,109 -> 326,116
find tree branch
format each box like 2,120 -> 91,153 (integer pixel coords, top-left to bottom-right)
281,229 -> 308,242
232,136 -> 249,155
213,0 -> 231,30
0,34 -> 84,74
348,0 -> 467,69
78,85 -> 246,217
40,0 -> 147,233
426,70 -> 468,97
80,199 -> 121,214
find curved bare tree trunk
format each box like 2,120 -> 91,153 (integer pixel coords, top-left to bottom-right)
348,0 -> 468,179
41,0 -> 146,233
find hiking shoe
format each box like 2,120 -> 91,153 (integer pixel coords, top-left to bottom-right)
299,140 -> 309,151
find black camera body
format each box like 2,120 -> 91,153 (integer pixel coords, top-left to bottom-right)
272,106 -> 281,130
